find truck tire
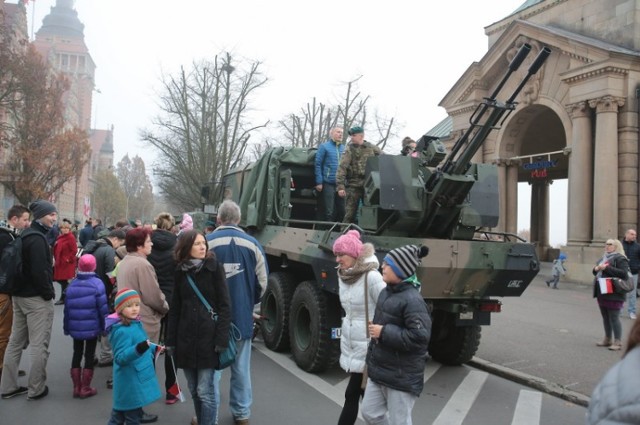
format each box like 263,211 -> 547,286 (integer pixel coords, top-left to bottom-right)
428,310 -> 481,365
289,281 -> 340,373
261,272 -> 294,352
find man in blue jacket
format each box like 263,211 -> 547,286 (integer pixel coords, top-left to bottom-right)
315,127 -> 345,222
207,200 -> 268,425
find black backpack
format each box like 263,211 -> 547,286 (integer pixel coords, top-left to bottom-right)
0,228 -> 46,294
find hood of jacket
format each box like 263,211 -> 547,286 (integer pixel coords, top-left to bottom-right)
83,238 -> 107,254
151,229 -> 177,252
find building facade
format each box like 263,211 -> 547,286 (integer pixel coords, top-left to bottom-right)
440,0 -> 640,280
0,0 -> 113,222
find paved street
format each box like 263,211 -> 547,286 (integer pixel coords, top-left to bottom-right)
1,274 -> 591,425
476,262 -> 631,398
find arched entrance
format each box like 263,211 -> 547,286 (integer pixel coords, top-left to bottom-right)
499,104 -> 568,260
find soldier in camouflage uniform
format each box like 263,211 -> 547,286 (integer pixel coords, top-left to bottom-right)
336,126 -> 382,223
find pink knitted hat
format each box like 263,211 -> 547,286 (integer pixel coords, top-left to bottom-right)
332,230 -> 364,259
78,254 -> 96,272
179,213 -> 193,230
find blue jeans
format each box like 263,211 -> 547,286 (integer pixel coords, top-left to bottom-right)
108,408 -> 143,425
183,368 -> 217,425
318,183 -> 345,222
214,338 -> 252,421
627,273 -> 638,315
599,306 -> 622,340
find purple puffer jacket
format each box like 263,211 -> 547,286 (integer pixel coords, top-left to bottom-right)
63,272 -> 109,340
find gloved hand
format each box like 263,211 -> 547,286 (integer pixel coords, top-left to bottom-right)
135,340 -> 150,354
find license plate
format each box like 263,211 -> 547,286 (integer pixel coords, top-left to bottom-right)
331,328 -> 342,339
459,311 -> 474,320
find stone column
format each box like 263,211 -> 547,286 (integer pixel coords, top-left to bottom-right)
530,182 -> 540,244
538,181 -> 550,248
566,101 -> 593,245
589,96 -> 625,243
505,162 -> 519,234
617,106 -> 638,235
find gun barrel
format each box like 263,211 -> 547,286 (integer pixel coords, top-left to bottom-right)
507,46 -> 552,103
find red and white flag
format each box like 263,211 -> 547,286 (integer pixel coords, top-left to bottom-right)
83,196 -> 91,217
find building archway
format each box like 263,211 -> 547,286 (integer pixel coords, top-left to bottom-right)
499,104 -> 568,260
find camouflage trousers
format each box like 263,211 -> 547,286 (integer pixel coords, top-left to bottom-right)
343,186 -> 364,223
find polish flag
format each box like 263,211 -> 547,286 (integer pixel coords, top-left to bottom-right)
83,196 -> 91,217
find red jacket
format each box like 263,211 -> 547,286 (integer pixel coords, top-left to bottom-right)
53,232 -> 77,280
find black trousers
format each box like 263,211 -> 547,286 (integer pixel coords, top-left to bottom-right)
337,372 -> 365,425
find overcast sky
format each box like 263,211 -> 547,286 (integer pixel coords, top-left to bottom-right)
23,0 -> 567,246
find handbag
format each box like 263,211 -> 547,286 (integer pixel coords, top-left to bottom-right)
612,272 -> 635,293
186,274 -> 241,369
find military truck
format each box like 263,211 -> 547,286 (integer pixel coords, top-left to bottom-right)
213,43 -> 550,373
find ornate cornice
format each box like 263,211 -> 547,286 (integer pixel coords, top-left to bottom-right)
560,50 -> 592,65
563,66 -> 628,85
457,80 -> 489,104
485,0 -> 570,37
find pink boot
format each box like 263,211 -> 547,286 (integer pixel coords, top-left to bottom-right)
70,368 -> 82,398
79,369 -> 97,398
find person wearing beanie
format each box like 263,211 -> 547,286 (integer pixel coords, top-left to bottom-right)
0,200 -> 57,401
106,287 -> 161,424
336,126 -> 382,224
333,230 -> 385,425
178,213 -> 193,236
361,244 -> 431,425
315,127 -> 346,223
63,254 -> 109,399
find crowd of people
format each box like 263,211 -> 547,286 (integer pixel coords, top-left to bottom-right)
0,200 -> 267,425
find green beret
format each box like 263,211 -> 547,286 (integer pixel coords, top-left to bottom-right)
205,220 -> 216,227
348,126 -> 364,136
128,219 -> 137,228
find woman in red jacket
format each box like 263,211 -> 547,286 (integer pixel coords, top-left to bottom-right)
53,221 -> 78,305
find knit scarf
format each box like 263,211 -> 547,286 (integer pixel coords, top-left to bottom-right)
596,252 -> 618,279
338,257 -> 378,285
179,258 -> 204,273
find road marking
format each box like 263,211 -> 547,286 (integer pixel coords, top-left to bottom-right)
432,370 -> 488,425
424,361 -> 441,383
511,390 -> 542,425
254,342 -> 346,407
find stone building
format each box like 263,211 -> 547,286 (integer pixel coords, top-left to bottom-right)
0,0 -> 112,222
434,0 -> 640,281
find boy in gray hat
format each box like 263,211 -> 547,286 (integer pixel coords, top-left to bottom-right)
0,200 -> 57,401
361,244 -> 430,425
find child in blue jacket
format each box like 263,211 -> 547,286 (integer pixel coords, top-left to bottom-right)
63,254 -> 109,399
106,288 -> 161,425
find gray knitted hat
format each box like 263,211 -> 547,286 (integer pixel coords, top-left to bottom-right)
384,245 -> 429,280
29,200 -> 57,220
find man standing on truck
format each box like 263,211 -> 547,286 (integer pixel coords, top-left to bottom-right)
336,126 -> 382,223
315,127 -> 345,223
207,200 -> 268,425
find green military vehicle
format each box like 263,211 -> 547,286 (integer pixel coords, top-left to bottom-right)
213,43 -> 549,372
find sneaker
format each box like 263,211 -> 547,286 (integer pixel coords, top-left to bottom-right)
234,418 -> 249,425
1,386 -> 28,399
27,386 -> 48,401
631,313 -> 637,320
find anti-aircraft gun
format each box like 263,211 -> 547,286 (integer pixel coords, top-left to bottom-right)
212,43 -> 550,373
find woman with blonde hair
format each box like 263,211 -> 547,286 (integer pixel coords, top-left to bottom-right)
592,238 -> 630,351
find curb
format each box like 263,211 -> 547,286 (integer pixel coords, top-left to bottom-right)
467,357 -> 590,408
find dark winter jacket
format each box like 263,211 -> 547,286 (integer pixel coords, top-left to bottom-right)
166,257 -> 231,370
366,281 -> 431,397
0,227 -> 17,295
148,229 -> 177,306
79,223 -> 93,247
53,231 -> 77,281
84,238 -> 117,295
592,253 -> 630,302
587,346 -> 640,424
63,272 -> 109,340
315,139 -> 345,185
622,239 -> 640,274
12,221 -> 54,301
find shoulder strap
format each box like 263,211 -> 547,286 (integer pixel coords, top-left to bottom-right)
364,272 -> 369,338
186,274 -> 218,321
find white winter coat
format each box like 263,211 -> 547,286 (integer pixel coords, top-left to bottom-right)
339,248 -> 386,374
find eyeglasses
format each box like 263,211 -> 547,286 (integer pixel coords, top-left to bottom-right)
605,243 -> 613,246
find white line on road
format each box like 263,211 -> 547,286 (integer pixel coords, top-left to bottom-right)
432,370 -> 489,425
511,390 -> 542,425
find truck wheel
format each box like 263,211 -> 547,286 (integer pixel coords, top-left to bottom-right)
289,281 -> 340,373
261,272 -> 294,351
428,310 -> 481,365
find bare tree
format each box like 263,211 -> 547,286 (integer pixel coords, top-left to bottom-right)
141,52 -> 268,210
92,168 -> 126,226
116,154 -> 154,221
280,76 -> 396,150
